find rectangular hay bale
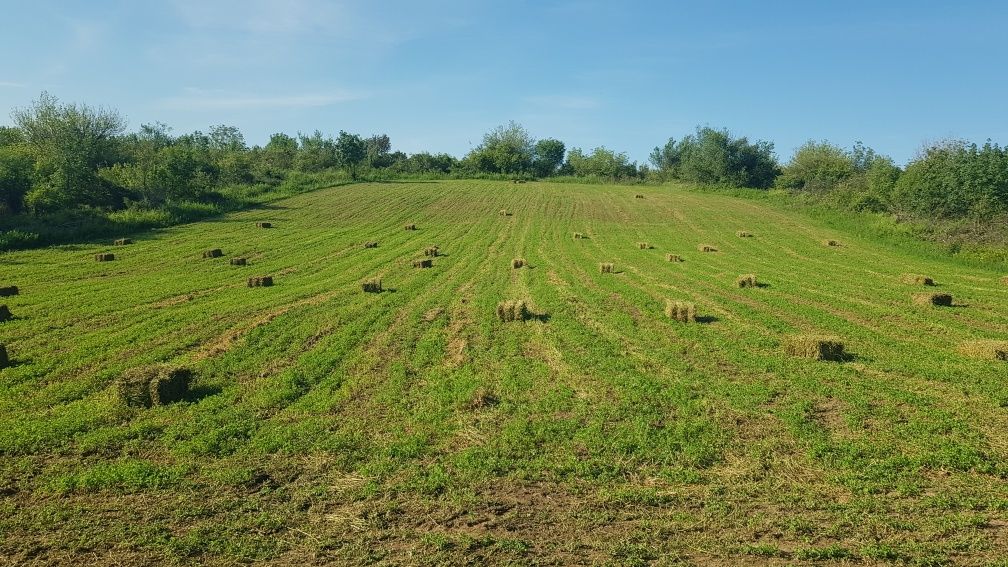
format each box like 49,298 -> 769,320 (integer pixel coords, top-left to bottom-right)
0,305 -> 11,322
203,249 -> 223,259
664,300 -> 696,323
512,258 -> 525,269
404,224 -> 417,231
913,292 -> 952,306
736,231 -> 753,238
496,300 -> 531,322
363,241 -> 378,249
823,239 -> 841,247
902,273 -> 935,286
573,232 -> 585,240
256,222 -> 272,228
230,258 -> 247,266
599,262 -> 614,274
666,254 -> 683,262
362,278 -> 382,293
248,276 -> 274,287
95,253 -> 115,262
736,274 -> 758,288
412,258 -> 433,269
116,365 -> 192,408
637,242 -> 651,250
114,238 -> 132,245
424,246 -> 440,257
783,335 -> 846,361
697,244 -> 717,253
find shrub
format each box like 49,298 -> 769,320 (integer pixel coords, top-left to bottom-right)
664,300 -> 696,323
737,274 -> 758,288
512,258 -> 525,269
666,254 -> 683,262
901,273 -> 935,286
697,244 -> 717,252
784,335 -> 846,361
412,258 -> 433,269
496,300 -> 531,322
599,262 -> 614,274
913,292 -> 952,306
95,253 -> 115,262
362,278 -> 382,293
0,230 -> 40,251
115,365 -> 192,408
247,276 -> 273,287
736,230 -> 753,238
114,238 -> 132,245
958,340 -> 1008,361
202,249 -> 223,259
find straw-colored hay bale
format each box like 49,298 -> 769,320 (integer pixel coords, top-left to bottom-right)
666,254 -> 683,262
500,209 -> 511,216
404,223 -> 417,231
230,257 -> 247,266
424,246 -> 440,257
203,249 -> 223,259
823,239 -> 841,247
496,300 -> 531,322
573,232 -> 586,240
913,292 -> 952,306
664,300 -> 696,323
256,222 -> 272,228
697,244 -> 717,252
0,305 -> 10,322
783,335 -> 846,361
903,272 -> 931,284
413,258 -> 433,269
736,274 -> 758,288
637,242 -> 651,250
958,341 -> 1008,361
736,230 -> 754,238
114,238 -> 132,245
363,241 -> 378,249
0,344 -> 7,369
95,253 -> 115,262
635,194 -> 644,199
0,286 -> 18,297
116,365 -> 192,408
512,258 -> 525,269
599,262 -> 614,274
362,278 -> 382,293
248,276 -> 274,287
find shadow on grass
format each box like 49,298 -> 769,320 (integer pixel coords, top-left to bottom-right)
696,315 -> 719,324
184,384 -> 223,403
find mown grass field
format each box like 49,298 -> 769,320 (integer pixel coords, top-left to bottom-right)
1,179 -> 1007,566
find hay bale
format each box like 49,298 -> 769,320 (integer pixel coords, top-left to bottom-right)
362,278 -> 382,293
116,365 -> 192,408
0,305 -> 10,322
0,286 -> 18,297
958,341 -> 1008,361
256,222 -> 272,228
599,262 -> 614,274
95,253 -> 115,262
664,300 -> 696,323
496,300 -> 531,322
512,258 -> 525,269
413,258 -> 433,269
783,335 -> 846,361
248,276 -> 274,287
424,246 -> 440,257
203,249 -> 223,259
363,241 -> 378,249
697,244 -> 717,253
404,223 -> 417,231
114,238 -> 132,245
573,232 -> 586,240
637,242 -> 651,250
635,194 -> 644,199
913,292 -> 952,306
0,344 -> 7,369
666,254 -> 683,262
500,209 -> 511,216
736,274 -> 758,288
902,273 -> 935,286
823,239 -> 841,247
736,231 -> 754,238
230,257 -> 247,266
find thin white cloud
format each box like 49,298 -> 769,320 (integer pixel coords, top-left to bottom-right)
158,89 -> 365,110
0,81 -> 26,88
525,95 -> 601,110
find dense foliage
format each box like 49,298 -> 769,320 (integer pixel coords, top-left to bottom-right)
649,127 -> 778,189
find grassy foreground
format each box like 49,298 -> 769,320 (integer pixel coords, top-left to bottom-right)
1,180 -> 1007,565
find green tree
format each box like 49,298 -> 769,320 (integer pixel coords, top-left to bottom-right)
365,134 -> 392,168
334,131 -> 366,180
648,137 -> 679,175
532,138 -> 565,177
466,121 -> 534,175
674,126 -> 778,189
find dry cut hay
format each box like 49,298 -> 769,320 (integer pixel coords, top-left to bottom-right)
736,230 -> 754,238
362,278 -> 382,293
500,209 -> 511,216
599,262 -> 614,274
572,232 -> 586,240
697,244 -> 717,253
404,223 -> 417,231
958,340 -> 1008,361
0,286 -> 18,297
95,253 -> 115,262
363,241 -> 378,249
247,276 -> 274,287
783,335 -> 846,361
114,238 -> 132,245
230,257 -> 247,266
496,300 -> 531,322
116,365 -> 192,408
0,344 -> 7,369
256,222 -> 272,228
823,239 -> 841,247
901,273 -> 935,286
666,254 -> 683,262
1002,275 -> 1008,286
0,305 -> 10,322
664,300 -> 696,323
203,249 -> 223,259
424,246 -> 440,257
511,258 -> 525,269
913,292 -> 952,306
412,258 -> 433,269
635,194 -> 644,199
637,242 -> 652,250
736,274 -> 758,288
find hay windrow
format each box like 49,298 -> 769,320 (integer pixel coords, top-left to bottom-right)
247,276 -> 274,287
0,286 -> 18,297
512,258 -> 526,269
958,341 -> 1008,361
697,244 -> 717,253
114,238 -> 132,245
95,253 -> 115,262
784,335 -> 846,361
496,300 -> 531,322
736,274 -> 758,288
362,278 -> 382,293
913,292 -> 952,306
115,365 -> 192,408
412,258 -> 433,269
202,249 -> 223,259
599,262 -> 614,274
902,273 -> 935,286
666,254 -> 683,262
664,300 -> 696,323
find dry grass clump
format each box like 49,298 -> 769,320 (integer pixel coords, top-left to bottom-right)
635,194 -> 644,199
404,223 -> 417,231
203,249 -> 223,259
736,274 -> 758,288
511,258 -> 525,269
666,254 -> 683,262
496,300 -> 531,322
424,246 -> 440,257
0,305 -> 11,323
902,273 -> 935,286
362,278 -> 382,293
362,241 -> 378,249
116,365 -> 192,408
247,276 -> 273,287
114,238 -> 132,245
599,262 -> 614,274
823,239 -> 841,247
783,335 -> 846,361
95,253 -> 115,262
913,292 -> 952,306
412,258 -> 433,269
256,222 -> 272,228
572,232 -> 586,240
736,230 -> 754,238
958,341 -> 1008,361
637,242 -> 652,250
664,300 -> 696,323
230,257 -> 247,266
0,286 -> 18,297
0,344 -> 7,369
697,244 -> 717,253
1002,275 -> 1008,285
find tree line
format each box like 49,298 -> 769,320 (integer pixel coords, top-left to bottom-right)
2,92 -> 1007,235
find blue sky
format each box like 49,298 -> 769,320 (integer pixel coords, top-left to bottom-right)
1,0 -> 1006,165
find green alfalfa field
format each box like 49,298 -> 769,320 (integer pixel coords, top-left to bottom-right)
1,180 -> 1007,565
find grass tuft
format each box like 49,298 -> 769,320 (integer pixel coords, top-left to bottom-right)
469,387 -> 499,409
913,292 -> 952,306
783,335 -> 846,361
664,300 -> 697,323
958,340 -> 1008,361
